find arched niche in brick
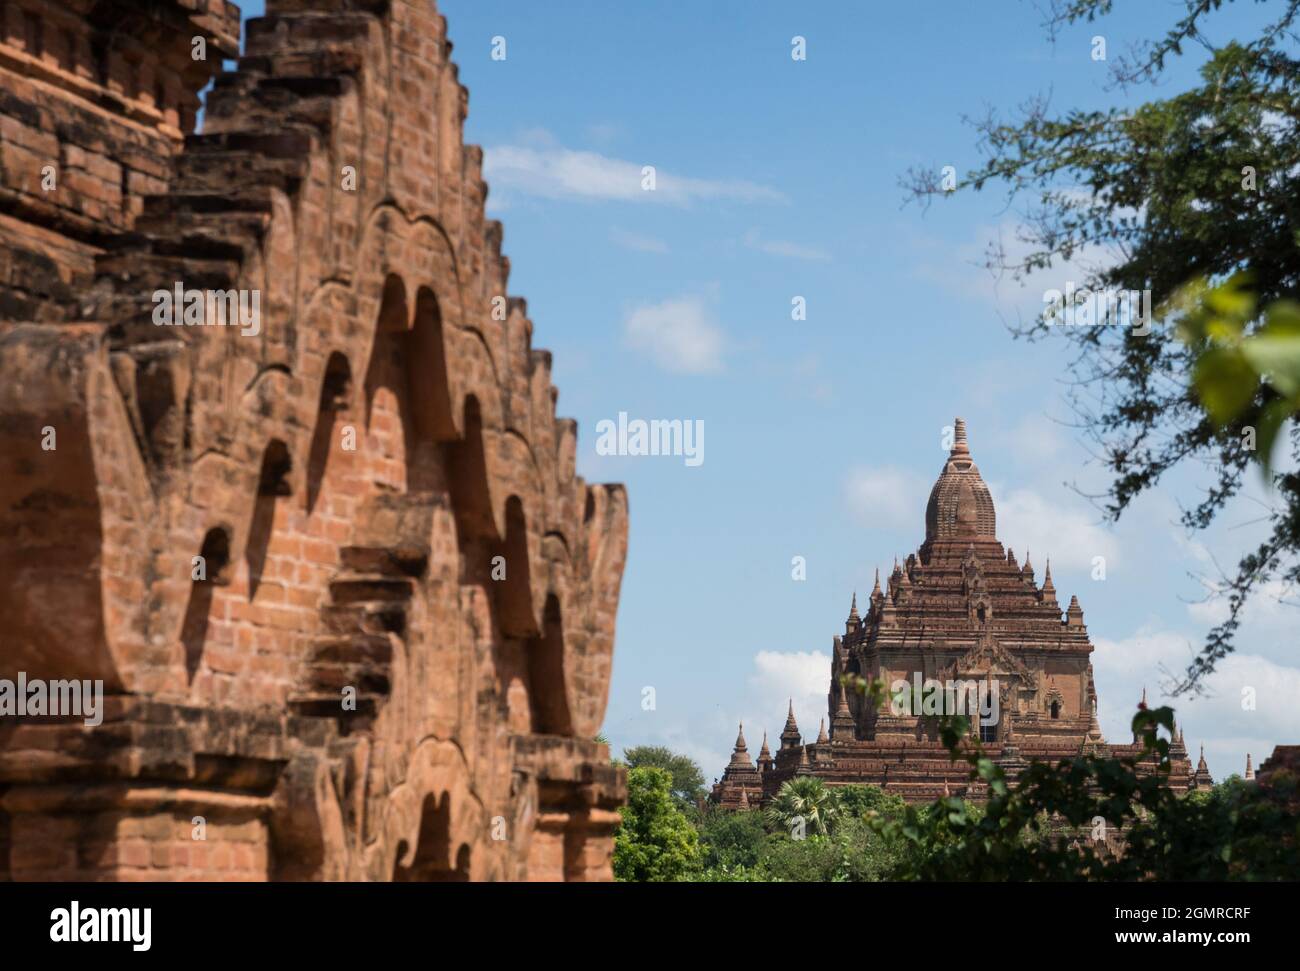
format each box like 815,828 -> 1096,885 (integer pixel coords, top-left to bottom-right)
307,351 -> 353,515
446,395 -> 496,542
362,280 -> 458,495
246,439 -> 291,601
181,525 -> 232,683
392,792 -> 470,882
492,495 -> 536,640
527,594 -> 573,736
405,286 -> 456,492
409,286 -> 456,442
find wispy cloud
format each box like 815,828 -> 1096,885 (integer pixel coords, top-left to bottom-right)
484,136 -> 785,207
610,227 -> 669,254
992,483 -> 1119,572
749,650 -> 831,736
742,228 -> 831,262
623,294 -> 725,374
1092,627 -> 1300,780
909,219 -> 1113,327
844,466 -> 928,526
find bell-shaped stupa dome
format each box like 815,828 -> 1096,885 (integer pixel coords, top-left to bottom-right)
924,418 -> 997,542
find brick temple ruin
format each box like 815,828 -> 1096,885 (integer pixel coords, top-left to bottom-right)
713,419 -> 1213,808
0,0 -> 628,880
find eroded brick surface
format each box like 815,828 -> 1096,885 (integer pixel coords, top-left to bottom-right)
0,0 -> 627,882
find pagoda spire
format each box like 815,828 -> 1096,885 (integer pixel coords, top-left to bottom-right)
951,416 -> 970,456
1245,753 -> 1255,780
1042,559 -> 1055,593
832,684 -> 855,741
816,718 -> 829,745
1087,696 -> 1104,742
727,723 -> 754,769
1193,742 -> 1215,789
1066,594 -> 1085,628
780,700 -> 801,749
1192,745 -> 1214,788
870,567 -> 883,603
758,731 -> 772,760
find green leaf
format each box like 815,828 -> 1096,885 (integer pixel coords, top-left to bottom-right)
1253,396 -> 1297,478
1241,334 -> 1300,397
1192,347 -> 1259,424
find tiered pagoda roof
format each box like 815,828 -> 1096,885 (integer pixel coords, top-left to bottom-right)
712,417 -> 1206,807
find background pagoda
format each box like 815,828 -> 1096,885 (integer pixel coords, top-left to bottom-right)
713,418 -> 1204,805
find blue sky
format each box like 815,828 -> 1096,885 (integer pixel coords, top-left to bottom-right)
232,1 -> 1297,783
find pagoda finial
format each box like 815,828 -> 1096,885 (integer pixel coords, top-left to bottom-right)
1042,559 -> 1055,591
871,567 -> 882,599
1066,594 -> 1084,627
951,417 -> 969,456
781,700 -> 801,748
758,731 -> 772,760
847,591 -> 859,623
1245,753 -> 1255,780
1087,698 -> 1101,738
816,718 -> 829,744
727,723 -> 755,769
1140,686 -> 1147,708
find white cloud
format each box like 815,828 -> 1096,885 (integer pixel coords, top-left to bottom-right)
1186,578 -> 1300,629
911,219 -> 1113,327
992,484 -> 1119,572
989,412 -> 1071,464
618,649 -> 833,785
789,352 -> 832,403
484,140 -> 785,207
844,466 -> 927,526
623,294 -> 725,374
742,229 -> 830,262
609,227 -> 669,254
734,650 -> 832,754
1092,628 -> 1300,781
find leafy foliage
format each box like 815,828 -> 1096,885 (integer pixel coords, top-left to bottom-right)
848,675 -> 1298,880
764,776 -> 840,836
613,767 -> 701,882
904,0 -> 1300,691
623,745 -> 708,807
695,804 -> 768,870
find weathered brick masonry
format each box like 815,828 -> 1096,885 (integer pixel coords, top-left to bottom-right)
0,0 -> 628,881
